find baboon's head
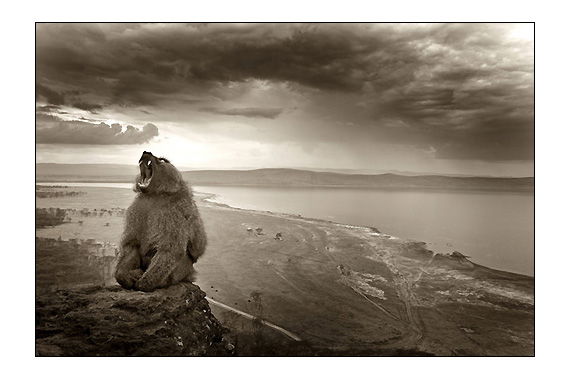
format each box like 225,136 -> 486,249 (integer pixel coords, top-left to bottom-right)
135,151 -> 186,195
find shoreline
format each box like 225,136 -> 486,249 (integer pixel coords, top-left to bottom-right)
194,193 -> 535,354
198,191 -> 534,279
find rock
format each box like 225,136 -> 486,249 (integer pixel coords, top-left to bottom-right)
36,282 -> 233,356
431,251 -> 475,269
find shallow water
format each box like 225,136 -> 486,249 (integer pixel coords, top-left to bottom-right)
37,182 -> 534,276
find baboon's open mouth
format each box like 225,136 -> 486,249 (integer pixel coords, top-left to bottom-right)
138,157 -> 153,189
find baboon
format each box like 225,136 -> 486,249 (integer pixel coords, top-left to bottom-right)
115,151 -> 207,292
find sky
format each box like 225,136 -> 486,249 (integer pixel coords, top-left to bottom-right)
35,23 -> 534,176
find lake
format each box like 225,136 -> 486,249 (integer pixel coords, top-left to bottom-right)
37,182 -> 534,276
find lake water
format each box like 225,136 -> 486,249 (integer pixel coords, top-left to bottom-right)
38,182 -> 534,276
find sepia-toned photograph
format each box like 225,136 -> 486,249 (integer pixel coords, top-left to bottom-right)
35,22 -> 534,357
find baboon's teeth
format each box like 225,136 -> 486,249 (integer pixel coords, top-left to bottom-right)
138,177 -> 151,188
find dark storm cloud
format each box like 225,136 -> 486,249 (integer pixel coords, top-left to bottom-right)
36,114 -> 159,145
36,23 -> 401,99
71,102 -> 104,112
200,106 -> 284,119
35,23 -> 534,160
36,83 -> 65,105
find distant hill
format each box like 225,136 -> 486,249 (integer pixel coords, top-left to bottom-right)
181,168 -> 534,192
36,164 -> 534,192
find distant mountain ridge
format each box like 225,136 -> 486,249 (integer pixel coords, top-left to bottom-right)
36,164 -> 534,192
181,168 -> 534,192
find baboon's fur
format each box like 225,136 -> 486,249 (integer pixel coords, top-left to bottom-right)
115,152 -> 207,292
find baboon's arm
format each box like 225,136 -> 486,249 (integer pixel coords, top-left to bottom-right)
188,216 -> 207,260
115,244 -> 143,289
134,226 -> 189,292
134,250 -> 180,291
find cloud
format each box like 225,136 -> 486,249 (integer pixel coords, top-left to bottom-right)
36,84 -> 65,105
200,106 -> 284,119
36,116 -> 159,145
35,23 -> 534,161
36,104 -> 62,113
72,102 -> 104,112
35,24 -> 396,101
